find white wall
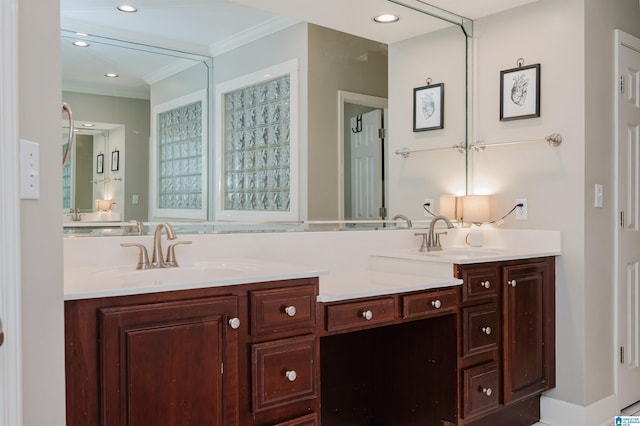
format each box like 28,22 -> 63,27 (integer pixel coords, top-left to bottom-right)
18,0 -> 66,424
388,25 -> 468,219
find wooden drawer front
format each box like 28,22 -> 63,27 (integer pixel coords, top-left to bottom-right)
251,285 -> 316,336
463,362 -> 500,419
252,335 -> 317,413
273,413 -> 319,426
325,298 -> 395,332
460,266 -> 499,303
462,304 -> 499,358
402,288 -> 457,319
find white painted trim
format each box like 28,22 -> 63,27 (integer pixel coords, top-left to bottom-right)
0,0 -> 23,424
336,91 -> 388,221
214,59 -> 300,221
614,28 -> 640,412
210,16 -> 300,57
149,89 -> 208,220
540,394 -> 617,426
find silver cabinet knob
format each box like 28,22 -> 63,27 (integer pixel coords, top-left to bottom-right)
362,310 -> 373,320
284,305 -> 297,317
482,326 -> 492,335
228,317 -> 241,329
481,280 -> 491,288
482,387 -> 493,396
509,279 -> 517,288
431,300 -> 442,309
285,370 -> 297,382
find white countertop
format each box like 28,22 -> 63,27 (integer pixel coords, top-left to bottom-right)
64,259 -> 327,300
317,270 -> 461,303
370,246 -> 561,264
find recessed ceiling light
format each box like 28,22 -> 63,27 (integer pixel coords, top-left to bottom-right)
117,4 -> 138,13
104,73 -> 119,78
75,32 -> 88,37
373,14 -> 399,23
72,41 -> 90,47
82,123 -> 95,128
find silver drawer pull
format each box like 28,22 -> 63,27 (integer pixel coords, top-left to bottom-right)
481,280 -> 491,289
482,387 -> 493,396
509,279 -> 517,288
228,317 -> 241,329
285,370 -> 297,382
361,310 -> 373,320
431,300 -> 442,309
284,305 -> 297,317
482,326 -> 492,335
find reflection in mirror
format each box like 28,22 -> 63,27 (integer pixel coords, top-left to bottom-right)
60,0 -> 471,234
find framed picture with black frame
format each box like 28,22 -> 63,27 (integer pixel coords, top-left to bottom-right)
413,83 -> 444,131
500,63 -> 540,121
111,149 -> 119,171
96,154 -> 104,174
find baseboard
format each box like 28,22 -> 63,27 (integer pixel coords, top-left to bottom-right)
540,394 -> 618,426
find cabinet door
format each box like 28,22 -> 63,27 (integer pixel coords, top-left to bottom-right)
502,260 -> 555,404
99,296 -> 239,426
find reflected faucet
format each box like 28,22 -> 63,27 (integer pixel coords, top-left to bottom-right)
70,208 -> 81,222
151,223 -> 177,267
392,214 -> 412,228
427,215 -> 455,251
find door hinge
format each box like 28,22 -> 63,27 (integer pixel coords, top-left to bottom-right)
621,75 -> 626,94
620,346 -> 625,364
378,128 -> 386,139
621,211 -> 625,228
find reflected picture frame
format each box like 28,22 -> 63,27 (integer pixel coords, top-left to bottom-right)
96,154 -> 104,174
413,83 -> 444,132
500,63 -> 541,121
111,150 -> 119,171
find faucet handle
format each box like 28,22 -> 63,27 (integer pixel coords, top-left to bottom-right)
165,241 -> 192,267
414,232 -> 428,252
434,231 -> 448,248
121,243 -> 151,269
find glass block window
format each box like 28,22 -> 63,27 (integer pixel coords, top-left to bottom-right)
223,75 -> 291,212
151,89 -> 207,220
157,101 -> 203,210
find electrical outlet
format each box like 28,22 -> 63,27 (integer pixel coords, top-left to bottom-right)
515,198 -> 528,220
423,198 -> 434,216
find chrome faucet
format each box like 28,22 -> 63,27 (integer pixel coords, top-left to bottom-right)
70,208 -> 81,222
151,223 -> 177,267
392,214 -> 413,228
427,215 -> 455,251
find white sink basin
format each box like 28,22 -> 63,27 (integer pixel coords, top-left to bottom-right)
423,247 -> 503,258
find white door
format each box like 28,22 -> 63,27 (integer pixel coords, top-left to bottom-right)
350,109 -> 383,220
616,29 -> 640,410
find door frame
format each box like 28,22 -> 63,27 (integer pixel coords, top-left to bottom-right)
0,0 -> 23,424
337,90 -> 388,221
614,28 -> 640,411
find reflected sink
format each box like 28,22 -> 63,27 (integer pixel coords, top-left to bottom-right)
91,261 -> 261,287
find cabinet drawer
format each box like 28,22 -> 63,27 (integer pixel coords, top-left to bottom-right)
462,362 -> 500,419
462,304 -> 499,357
459,265 -> 499,303
251,285 -> 316,336
252,335 -> 318,413
325,297 -> 395,332
273,413 -> 319,426
402,288 -> 457,319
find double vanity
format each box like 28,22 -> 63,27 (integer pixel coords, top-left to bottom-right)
64,228 -> 560,426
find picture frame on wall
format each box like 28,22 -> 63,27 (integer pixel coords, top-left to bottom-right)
413,83 -> 444,132
96,154 -> 104,174
111,150 -> 119,171
500,63 -> 540,121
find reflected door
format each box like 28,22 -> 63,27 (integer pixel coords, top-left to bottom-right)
349,109 -> 383,220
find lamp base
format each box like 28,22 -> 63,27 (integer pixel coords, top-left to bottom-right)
468,225 -> 484,247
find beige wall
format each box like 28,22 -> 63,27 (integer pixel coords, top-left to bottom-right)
18,0 -> 66,424
307,24 -> 388,220
62,91 -> 150,221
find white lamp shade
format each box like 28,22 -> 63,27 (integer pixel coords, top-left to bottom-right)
439,195 -> 462,221
95,199 -> 113,212
463,195 -> 491,224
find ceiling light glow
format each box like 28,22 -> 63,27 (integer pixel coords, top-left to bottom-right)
373,14 -> 399,23
104,73 -> 119,78
72,41 -> 90,47
117,4 -> 138,13
82,123 -> 95,128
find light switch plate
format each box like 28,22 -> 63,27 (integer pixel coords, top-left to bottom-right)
20,139 -> 40,199
594,184 -> 603,208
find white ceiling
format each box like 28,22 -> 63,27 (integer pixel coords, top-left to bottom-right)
60,0 -> 538,99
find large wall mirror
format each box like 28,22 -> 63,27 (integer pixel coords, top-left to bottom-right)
61,0 -> 472,233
